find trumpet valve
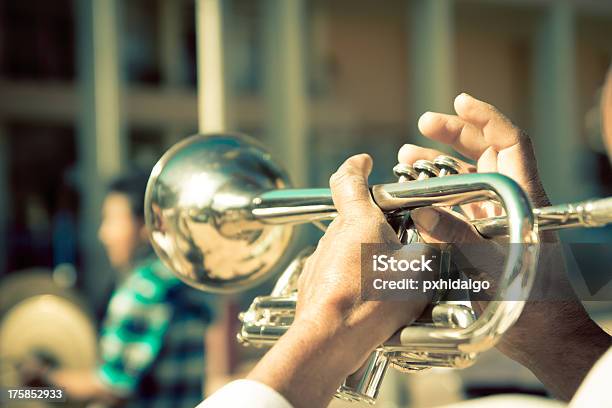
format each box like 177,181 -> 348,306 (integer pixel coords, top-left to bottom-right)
434,155 -> 462,177
393,163 -> 418,182
413,160 -> 440,180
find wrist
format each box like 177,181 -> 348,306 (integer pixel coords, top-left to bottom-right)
517,315 -> 610,400
285,311 -> 374,380
499,302 -> 610,399
293,301 -> 413,368
499,301 -> 585,360
247,319 -> 352,408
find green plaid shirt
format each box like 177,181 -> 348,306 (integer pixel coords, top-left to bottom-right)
97,258 -> 215,407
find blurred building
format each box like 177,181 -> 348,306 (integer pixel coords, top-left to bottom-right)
0,0 -> 611,309
0,1 -> 611,406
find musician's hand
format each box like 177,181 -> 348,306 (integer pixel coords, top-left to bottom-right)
401,93 -> 611,400
296,154 -> 431,346
402,92 -> 550,219
247,154 -> 431,408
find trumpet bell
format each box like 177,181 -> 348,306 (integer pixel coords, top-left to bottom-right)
145,133 -> 294,293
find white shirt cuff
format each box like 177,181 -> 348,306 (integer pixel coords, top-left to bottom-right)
197,379 -> 293,408
570,346 -> 612,408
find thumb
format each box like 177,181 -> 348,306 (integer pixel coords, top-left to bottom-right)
329,154 -> 382,219
411,207 -> 484,244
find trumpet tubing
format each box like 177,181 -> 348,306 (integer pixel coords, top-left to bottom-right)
472,197 -> 612,237
145,133 -> 612,405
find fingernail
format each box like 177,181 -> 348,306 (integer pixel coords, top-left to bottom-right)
399,143 -> 413,152
418,111 -> 434,123
411,207 -> 439,232
456,92 -> 471,102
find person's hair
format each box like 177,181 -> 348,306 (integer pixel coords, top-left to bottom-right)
107,169 -> 151,220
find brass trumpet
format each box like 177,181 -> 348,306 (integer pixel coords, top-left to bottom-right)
144,133 -> 612,404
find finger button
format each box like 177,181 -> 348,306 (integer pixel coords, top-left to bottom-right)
413,160 -> 440,180
434,155 -> 462,177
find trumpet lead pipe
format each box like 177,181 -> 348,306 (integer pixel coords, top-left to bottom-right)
472,197 -> 612,237
252,173 -> 520,227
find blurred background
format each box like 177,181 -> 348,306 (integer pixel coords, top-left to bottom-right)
0,0 -> 611,407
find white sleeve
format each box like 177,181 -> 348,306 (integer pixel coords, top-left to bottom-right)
197,379 -> 293,408
569,346 -> 612,408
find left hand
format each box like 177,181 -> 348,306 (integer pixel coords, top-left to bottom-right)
295,153 -> 430,358
247,154 -> 431,408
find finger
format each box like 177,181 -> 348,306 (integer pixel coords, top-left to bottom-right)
398,144 -> 477,218
329,154 -> 383,219
397,144 -> 475,172
477,146 -> 497,173
418,111 -> 489,160
476,147 -> 504,217
397,143 -> 441,163
454,93 -> 525,151
411,207 -> 484,244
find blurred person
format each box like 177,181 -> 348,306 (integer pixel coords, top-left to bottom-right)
198,67 -> 612,407
22,170 -> 219,407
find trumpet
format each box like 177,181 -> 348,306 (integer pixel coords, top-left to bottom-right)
473,198 -> 612,237
144,133 -> 612,404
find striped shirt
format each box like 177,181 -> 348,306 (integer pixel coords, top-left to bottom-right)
98,258 -> 215,407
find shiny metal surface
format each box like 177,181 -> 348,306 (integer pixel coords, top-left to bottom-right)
394,155 -> 466,245
393,163 -> 418,181
473,196 -> 612,237
145,133 -> 294,292
240,170 -> 541,351
250,176 -> 520,225
145,133 -> 534,294
234,148 -> 539,403
434,155 -> 462,176
338,349 -> 390,404
413,159 -> 440,179
237,251 -> 307,347
147,134 -> 611,404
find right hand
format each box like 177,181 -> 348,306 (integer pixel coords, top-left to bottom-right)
404,92 -> 550,219
403,93 -> 610,400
